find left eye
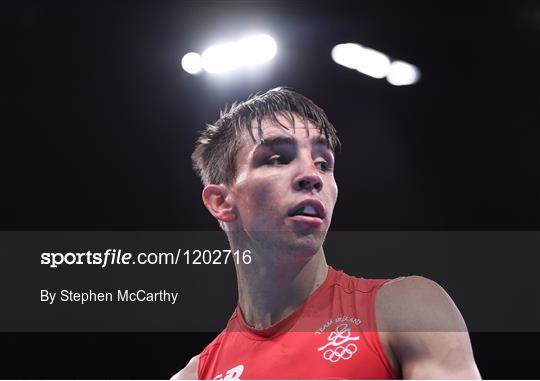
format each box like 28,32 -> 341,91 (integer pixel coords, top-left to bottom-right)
315,161 -> 329,171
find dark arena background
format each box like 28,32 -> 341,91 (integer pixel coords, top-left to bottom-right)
1,1 -> 539,379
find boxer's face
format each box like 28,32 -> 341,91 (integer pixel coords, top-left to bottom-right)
227,113 -> 338,256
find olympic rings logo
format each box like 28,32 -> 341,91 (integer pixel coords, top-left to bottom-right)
322,343 -> 358,363
317,323 -> 360,363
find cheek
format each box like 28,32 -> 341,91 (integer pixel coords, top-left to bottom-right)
332,179 -> 339,202
327,177 -> 339,209
236,175 -> 285,221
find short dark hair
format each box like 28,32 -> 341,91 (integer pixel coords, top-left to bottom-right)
192,87 -> 339,185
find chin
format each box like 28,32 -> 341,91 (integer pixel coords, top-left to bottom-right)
270,229 -> 328,260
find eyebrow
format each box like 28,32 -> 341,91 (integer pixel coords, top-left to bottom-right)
259,136 -> 295,148
257,136 -> 331,149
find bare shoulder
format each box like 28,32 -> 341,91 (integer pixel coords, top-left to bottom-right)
376,275 -> 467,332
171,355 -> 200,380
376,276 -> 481,379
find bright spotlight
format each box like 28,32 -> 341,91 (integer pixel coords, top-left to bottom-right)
202,42 -> 239,74
331,43 -> 390,79
355,47 -> 391,79
331,43 -> 363,70
237,34 -> 277,67
198,34 -> 277,75
181,52 -> 203,74
386,60 -> 421,86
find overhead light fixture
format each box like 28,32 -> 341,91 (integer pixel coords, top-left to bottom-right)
386,60 -> 421,86
181,52 -> 203,75
331,43 -> 390,79
181,34 -> 277,75
331,43 -> 421,85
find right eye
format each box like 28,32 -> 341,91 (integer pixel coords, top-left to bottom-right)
267,155 -> 285,165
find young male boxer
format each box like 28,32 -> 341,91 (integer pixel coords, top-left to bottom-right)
172,87 -> 481,379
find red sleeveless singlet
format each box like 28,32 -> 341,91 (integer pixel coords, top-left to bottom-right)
198,267 -> 397,379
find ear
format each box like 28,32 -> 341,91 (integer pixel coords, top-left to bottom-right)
202,184 -> 236,223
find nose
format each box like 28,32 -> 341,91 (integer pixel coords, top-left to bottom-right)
293,164 -> 323,192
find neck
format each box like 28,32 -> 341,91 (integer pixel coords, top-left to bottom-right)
231,238 -> 329,329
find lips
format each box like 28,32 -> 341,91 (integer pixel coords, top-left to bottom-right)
287,199 -> 326,220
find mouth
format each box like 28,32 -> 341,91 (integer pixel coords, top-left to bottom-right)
287,199 -> 326,220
